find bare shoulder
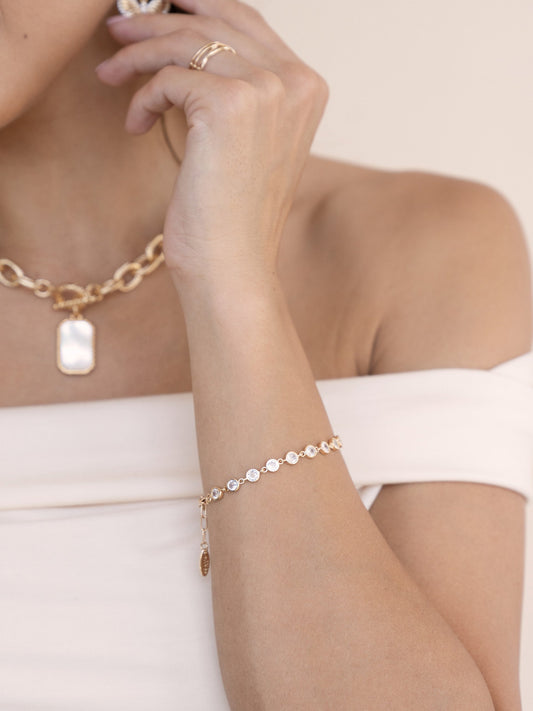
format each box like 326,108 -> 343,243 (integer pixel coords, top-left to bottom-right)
302,155 -> 533,374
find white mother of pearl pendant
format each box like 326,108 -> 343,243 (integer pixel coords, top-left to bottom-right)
57,315 -> 96,375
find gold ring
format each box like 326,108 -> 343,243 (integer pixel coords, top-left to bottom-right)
188,41 -> 237,71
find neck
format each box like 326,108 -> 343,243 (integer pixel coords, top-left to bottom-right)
0,16 -> 187,284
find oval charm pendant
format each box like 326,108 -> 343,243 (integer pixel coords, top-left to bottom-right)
200,548 -> 210,577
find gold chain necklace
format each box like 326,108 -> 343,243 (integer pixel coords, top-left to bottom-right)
0,115 -> 180,376
0,233 -> 165,375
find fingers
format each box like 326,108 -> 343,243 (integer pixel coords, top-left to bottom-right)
110,0 -> 296,56
122,63 -> 270,133
97,30 -> 262,85
106,17 -> 277,73
96,0 -> 324,138
107,12 -> 231,44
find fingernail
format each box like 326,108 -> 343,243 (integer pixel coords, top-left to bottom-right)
106,15 -> 129,25
95,59 -> 109,72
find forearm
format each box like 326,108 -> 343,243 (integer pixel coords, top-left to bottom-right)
173,272 -> 494,711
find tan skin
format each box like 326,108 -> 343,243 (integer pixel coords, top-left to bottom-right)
0,2 -> 372,405
1,1 -> 532,709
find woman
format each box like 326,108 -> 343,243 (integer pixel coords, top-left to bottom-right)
0,0 -> 531,708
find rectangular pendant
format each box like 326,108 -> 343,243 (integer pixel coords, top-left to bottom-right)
57,316 -> 96,375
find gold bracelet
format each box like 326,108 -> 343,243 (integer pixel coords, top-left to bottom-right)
198,434 -> 343,576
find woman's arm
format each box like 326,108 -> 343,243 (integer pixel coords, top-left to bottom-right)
98,2 -> 531,706
170,177 -> 531,711
171,240 -> 519,710
173,273 -> 492,710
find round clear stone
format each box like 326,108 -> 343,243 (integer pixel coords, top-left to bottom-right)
246,468 -> 261,482
211,487 -> 222,500
286,451 -> 299,465
304,445 -> 318,458
335,436 -> 342,448
319,441 -> 330,454
266,458 -> 280,472
227,479 -> 240,491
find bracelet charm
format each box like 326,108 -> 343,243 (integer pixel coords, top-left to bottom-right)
198,434 -> 343,576
199,501 -> 210,576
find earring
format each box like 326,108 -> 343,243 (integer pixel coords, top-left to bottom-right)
116,0 -> 171,17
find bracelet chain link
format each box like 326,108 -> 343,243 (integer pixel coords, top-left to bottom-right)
199,434 -> 343,576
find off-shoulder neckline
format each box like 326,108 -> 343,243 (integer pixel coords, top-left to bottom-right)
2,350 -> 532,412
352,350 -> 533,379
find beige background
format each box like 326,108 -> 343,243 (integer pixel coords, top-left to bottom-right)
252,0 -> 533,703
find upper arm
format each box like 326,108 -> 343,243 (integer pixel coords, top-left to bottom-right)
370,482 -> 525,710
363,175 -> 532,708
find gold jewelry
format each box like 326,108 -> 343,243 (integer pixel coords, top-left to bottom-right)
198,434 -> 343,576
0,233 -> 165,376
116,0 -> 171,16
188,41 -> 237,71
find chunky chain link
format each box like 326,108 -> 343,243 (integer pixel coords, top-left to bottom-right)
0,233 -> 165,314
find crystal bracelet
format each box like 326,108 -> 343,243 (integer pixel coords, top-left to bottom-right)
198,434 -> 343,576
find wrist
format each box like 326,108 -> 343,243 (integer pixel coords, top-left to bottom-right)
168,264 -> 283,310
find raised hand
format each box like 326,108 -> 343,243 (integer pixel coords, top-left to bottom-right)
96,0 -> 329,282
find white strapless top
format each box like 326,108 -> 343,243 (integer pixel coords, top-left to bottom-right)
2,350 -> 533,510
1,351 -> 532,710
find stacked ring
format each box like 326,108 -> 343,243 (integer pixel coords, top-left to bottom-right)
188,41 -> 238,71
